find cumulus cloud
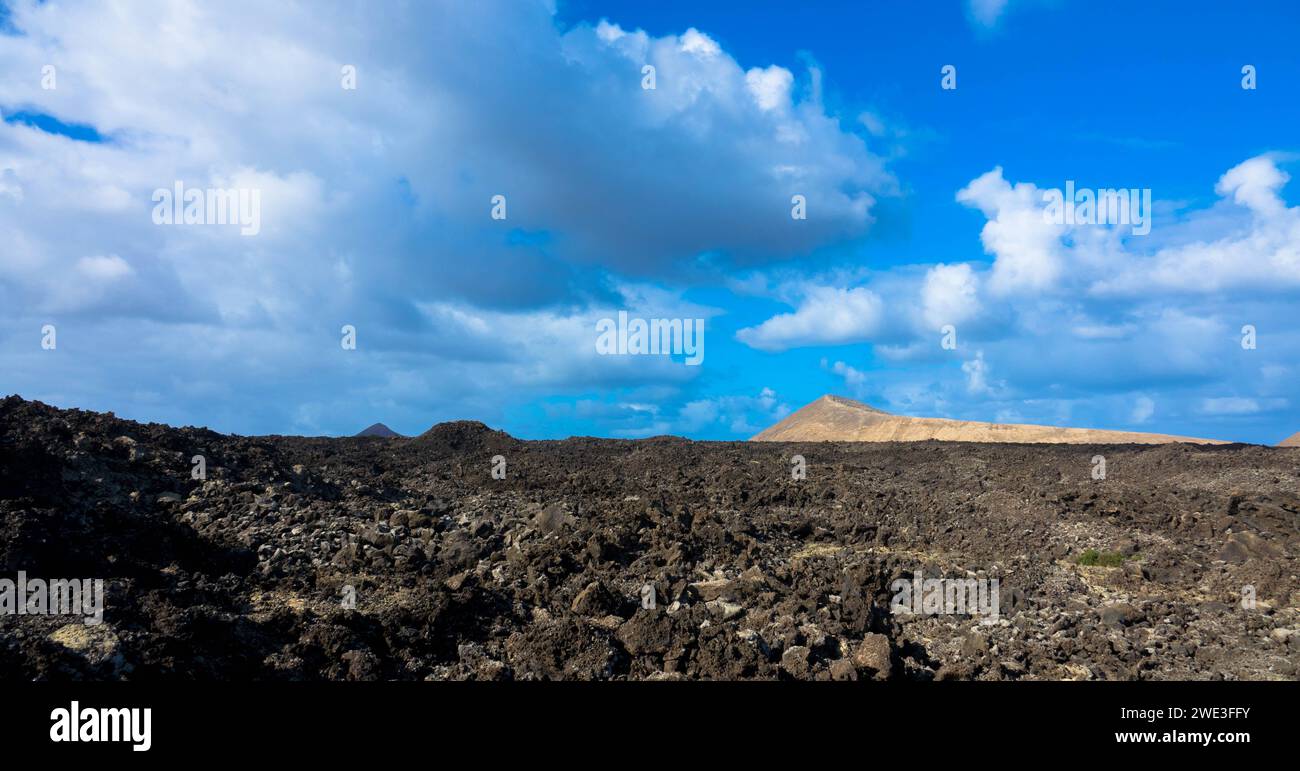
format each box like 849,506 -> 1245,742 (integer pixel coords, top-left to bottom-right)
956,167 -> 1063,295
0,0 -> 893,313
921,262 -> 980,329
1092,155 -> 1300,295
677,153 -> 1297,440
937,153 -> 1300,344
1216,155 -> 1289,216
952,155 -> 1300,301
745,65 -> 794,112
678,28 -> 722,59
735,285 -> 884,351
0,0 -> 895,435
822,358 -> 869,397
2,1 -> 1296,445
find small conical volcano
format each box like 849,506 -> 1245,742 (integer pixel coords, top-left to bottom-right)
1279,431 -> 1300,447
412,420 -> 518,453
355,423 -> 402,438
752,394 -> 1228,444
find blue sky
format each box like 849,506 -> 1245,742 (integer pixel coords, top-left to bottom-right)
1,0 -> 1298,443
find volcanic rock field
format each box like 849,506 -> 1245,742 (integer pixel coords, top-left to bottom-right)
1,395 -> 1297,681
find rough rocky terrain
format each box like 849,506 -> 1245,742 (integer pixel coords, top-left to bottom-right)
1,395 -> 1297,681
755,395 -> 1228,445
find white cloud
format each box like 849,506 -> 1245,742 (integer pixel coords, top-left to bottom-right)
0,168 -> 22,201
956,167 -> 1062,296
1092,155 -> 1300,295
0,0 -> 897,436
745,65 -> 794,112
0,0 -> 895,326
411,283 -> 718,389
2,1 -> 1296,446
1216,155 -> 1289,216
961,350 -> 1000,395
611,387 -> 789,437
75,254 -> 132,282
858,111 -> 887,138
732,155 -> 1300,440
822,358 -> 869,396
921,262 -> 980,329
736,285 -> 884,351
1071,322 -> 1136,340
1130,395 -> 1155,424
1198,397 -> 1288,416
955,156 -> 1300,299
594,20 -> 626,44
968,0 -> 1011,28
678,28 -> 721,58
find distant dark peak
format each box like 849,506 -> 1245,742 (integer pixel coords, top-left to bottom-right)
356,423 -> 402,438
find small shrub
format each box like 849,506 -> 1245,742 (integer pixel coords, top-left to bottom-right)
1077,548 -> 1125,567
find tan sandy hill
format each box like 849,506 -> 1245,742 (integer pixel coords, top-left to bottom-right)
1279,432 -> 1300,447
752,395 -> 1229,445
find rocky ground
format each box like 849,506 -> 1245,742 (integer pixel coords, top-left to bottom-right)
1,395 -> 1297,681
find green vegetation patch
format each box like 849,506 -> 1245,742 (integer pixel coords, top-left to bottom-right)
1076,548 -> 1127,567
